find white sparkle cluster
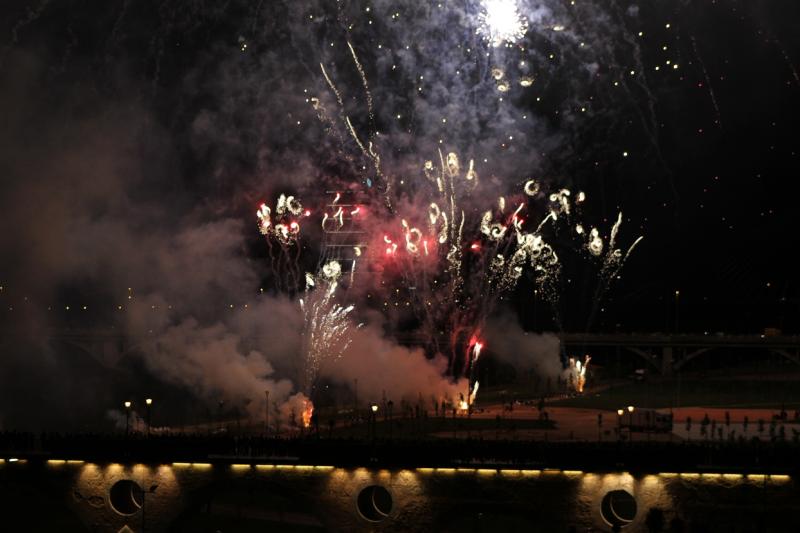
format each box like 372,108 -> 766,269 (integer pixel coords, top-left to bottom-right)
478,0 -> 529,47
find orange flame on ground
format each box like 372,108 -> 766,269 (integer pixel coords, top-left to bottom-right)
302,400 -> 314,428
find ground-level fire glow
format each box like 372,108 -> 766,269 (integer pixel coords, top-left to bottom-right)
302,400 -> 314,428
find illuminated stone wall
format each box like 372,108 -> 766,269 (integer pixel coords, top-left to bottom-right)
0,458 -> 798,531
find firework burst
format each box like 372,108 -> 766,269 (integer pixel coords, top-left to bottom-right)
478,0 -> 529,47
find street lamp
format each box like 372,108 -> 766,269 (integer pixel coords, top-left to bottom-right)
145,398 -> 153,437
617,408 -> 624,440
627,406 -> 635,441
597,413 -> 603,442
674,290 -> 680,333
370,403 -> 379,441
264,390 -> 270,436
387,400 -> 394,440
124,401 -> 132,436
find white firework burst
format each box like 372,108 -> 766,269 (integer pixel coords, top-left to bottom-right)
478,0 -> 529,47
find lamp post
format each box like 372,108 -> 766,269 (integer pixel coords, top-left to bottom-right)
124,401 -> 132,437
674,290 -> 680,334
597,413 -> 603,442
627,405 -> 635,441
387,400 -> 394,440
354,378 -> 359,417
264,390 -> 270,436
370,403 -> 379,442
145,398 -> 153,437
617,409 -> 624,441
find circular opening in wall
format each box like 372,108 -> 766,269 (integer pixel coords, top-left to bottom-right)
600,489 -> 637,528
356,485 -> 392,522
109,480 -> 144,516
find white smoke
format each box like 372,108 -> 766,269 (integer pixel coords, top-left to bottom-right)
485,311 -> 562,379
323,322 -> 469,406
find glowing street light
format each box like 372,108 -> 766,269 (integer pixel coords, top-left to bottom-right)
627,406 -> 635,442
145,398 -> 153,437
124,401 -> 132,437
370,403 -> 379,442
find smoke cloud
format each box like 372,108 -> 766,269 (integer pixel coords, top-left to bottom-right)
0,0 -> 651,430
485,311 -> 562,379
324,321 -> 468,406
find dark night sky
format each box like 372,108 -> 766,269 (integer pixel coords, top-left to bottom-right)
0,1 -> 799,428
2,1 -> 800,331
0,0 -> 795,333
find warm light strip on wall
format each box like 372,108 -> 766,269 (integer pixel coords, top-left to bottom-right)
47,459 -> 84,466
32,460 -> 784,482
416,467 -> 546,476
656,472 -> 793,482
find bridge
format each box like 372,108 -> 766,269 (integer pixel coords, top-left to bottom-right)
4,328 -> 800,376
560,333 -> 800,376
